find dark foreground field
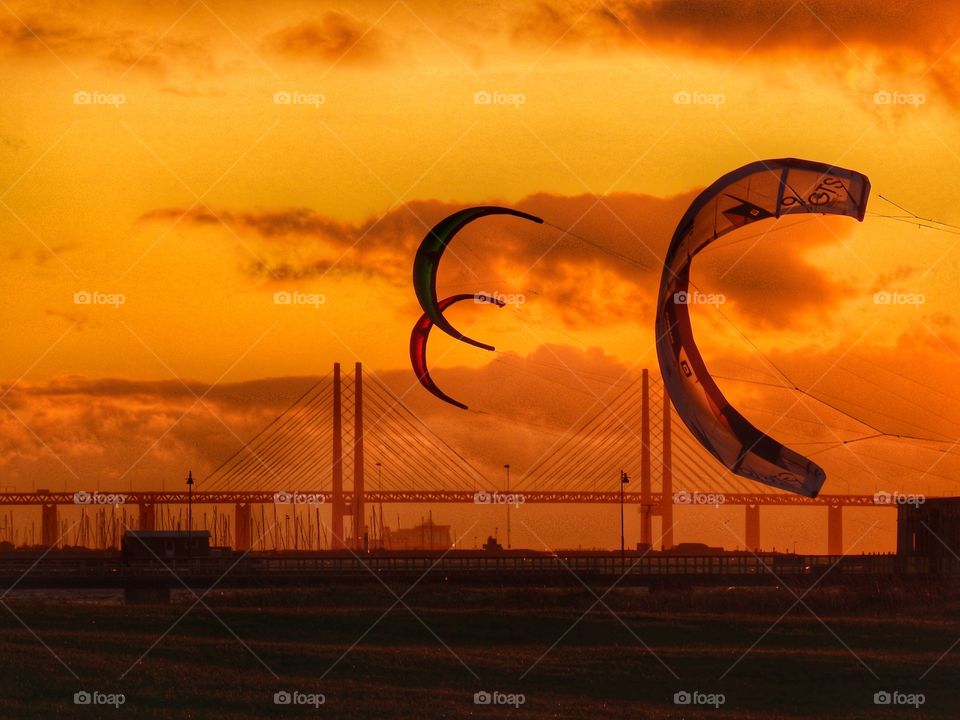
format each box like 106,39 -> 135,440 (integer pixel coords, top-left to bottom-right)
0,583 -> 956,718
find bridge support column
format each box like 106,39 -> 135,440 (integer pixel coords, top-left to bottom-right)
640,369 -> 652,548
41,503 -> 59,547
745,505 -> 760,551
332,363 -> 345,549
235,503 -> 251,551
828,504 -> 843,555
354,362 -> 365,551
660,383 -> 674,550
139,503 -> 156,531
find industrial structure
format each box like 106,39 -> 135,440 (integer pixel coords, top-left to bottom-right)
897,498 -> 960,558
383,520 -> 452,551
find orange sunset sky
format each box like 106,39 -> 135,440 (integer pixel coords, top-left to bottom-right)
2,0 -> 960,551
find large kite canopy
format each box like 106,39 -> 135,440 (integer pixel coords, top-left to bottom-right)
413,206 -> 542,351
410,293 -> 505,410
655,158 -> 871,497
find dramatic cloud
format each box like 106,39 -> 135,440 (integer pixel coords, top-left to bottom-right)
0,351 -> 642,495
138,190 -> 871,332
264,12 -> 384,64
0,14 -> 79,54
694,215 -> 863,329
0,375 -> 321,490
895,312 -> 960,355
512,0 -> 960,101
0,9 -> 229,90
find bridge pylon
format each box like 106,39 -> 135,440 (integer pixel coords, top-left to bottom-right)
235,503 -> 252,550
745,504 -> 760,551
332,362 -> 345,549
353,362 -> 365,551
828,504 -> 843,555
139,502 -> 156,531
660,382 -> 674,550
640,369 -> 652,548
41,502 -> 59,548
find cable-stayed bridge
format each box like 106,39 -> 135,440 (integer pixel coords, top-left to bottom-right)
3,363 -> 885,551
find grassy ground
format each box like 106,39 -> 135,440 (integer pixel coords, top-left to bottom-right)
0,583 -> 956,718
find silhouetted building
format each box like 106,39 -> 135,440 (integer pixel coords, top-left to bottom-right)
383,521 -> 451,550
122,531 -> 211,561
897,498 -> 960,558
